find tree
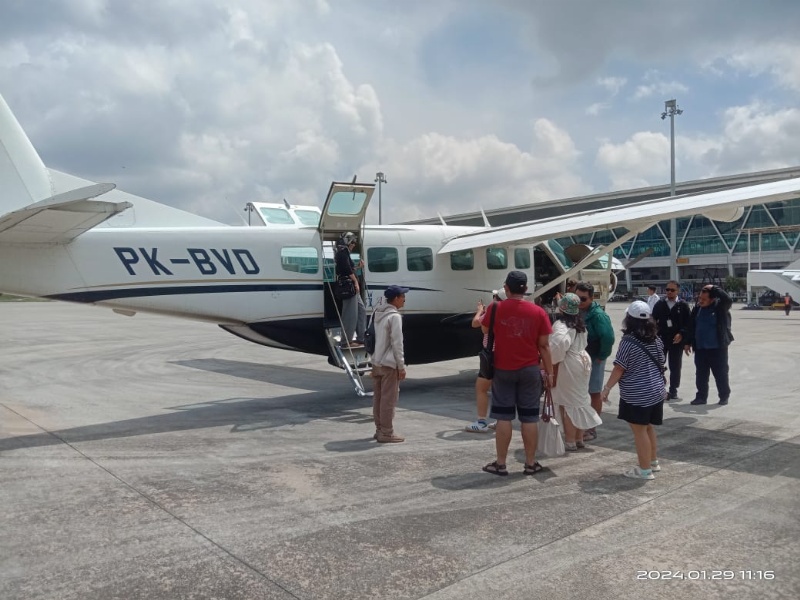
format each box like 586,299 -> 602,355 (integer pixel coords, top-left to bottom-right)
725,276 -> 745,292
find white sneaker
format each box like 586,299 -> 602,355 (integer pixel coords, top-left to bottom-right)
650,460 -> 661,472
624,466 -> 655,480
465,420 -> 492,433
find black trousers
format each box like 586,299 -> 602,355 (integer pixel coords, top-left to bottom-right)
693,346 -> 731,401
660,337 -> 684,394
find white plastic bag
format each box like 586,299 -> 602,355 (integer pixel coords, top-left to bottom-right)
537,387 -> 565,457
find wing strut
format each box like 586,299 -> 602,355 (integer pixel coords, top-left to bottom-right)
532,228 -> 641,300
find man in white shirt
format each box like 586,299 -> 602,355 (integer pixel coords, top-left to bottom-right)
646,284 -> 660,312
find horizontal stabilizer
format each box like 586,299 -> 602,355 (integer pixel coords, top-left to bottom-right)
0,183 -> 131,244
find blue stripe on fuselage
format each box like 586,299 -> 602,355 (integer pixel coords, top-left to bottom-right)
45,283 -> 441,303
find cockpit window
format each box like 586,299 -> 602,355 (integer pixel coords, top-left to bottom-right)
547,239 -> 573,269
259,207 -> 294,224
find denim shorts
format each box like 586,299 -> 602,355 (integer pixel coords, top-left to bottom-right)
588,359 -> 606,393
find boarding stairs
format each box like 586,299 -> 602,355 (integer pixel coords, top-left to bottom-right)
325,326 -> 372,397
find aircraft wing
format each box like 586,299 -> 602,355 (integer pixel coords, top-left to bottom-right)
0,183 -> 131,244
438,177 -> 800,254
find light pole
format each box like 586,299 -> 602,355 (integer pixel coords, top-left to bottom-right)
661,99 -> 683,282
375,171 -> 387,225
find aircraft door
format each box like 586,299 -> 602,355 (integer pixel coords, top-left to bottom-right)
318,181 -> 375,242
318,181 -> 375,395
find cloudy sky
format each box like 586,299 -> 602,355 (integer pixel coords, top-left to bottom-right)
2,0 -> 799,224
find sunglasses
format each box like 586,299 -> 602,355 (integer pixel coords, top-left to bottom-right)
577,295 -> 591,302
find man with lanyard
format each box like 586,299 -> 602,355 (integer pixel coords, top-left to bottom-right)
684,284 -> 734,405
480,271 -> 554,476
652,280 -> 691,400
334,232 -> 366,348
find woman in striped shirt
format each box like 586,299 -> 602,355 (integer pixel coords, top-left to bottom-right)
601,301 -> 667,480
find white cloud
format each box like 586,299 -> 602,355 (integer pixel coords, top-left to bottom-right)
632,71 -> 689,101
724,43 -> 800,93
596,131 -> 669,189
1,0 -> 799,227
597,76 -> 626,96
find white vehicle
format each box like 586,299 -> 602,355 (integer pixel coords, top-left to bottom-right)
2,94 -> 800,395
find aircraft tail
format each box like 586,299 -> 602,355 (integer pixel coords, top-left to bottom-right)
0,94 -> 54,215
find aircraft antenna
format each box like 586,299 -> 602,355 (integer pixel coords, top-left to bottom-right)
283,198 -> 291,209
437,212 -> 448,227
480,208 -> 491,227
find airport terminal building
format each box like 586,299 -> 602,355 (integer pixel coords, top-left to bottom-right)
410,166 -> 800,296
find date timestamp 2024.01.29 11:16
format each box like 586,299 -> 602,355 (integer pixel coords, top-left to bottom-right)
636,571 -> 775,580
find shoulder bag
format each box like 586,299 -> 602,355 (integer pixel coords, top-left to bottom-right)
478,302 -> 497,379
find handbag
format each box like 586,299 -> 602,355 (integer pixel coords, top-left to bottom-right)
334,276 -> 356,300
537,386 -> 565,457
478,302 -> 497,379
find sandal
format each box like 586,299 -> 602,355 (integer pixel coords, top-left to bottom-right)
482,461 -> 508,476
564,442 -> 578,452
576,441 -> 586,449
523,462 -> 545,475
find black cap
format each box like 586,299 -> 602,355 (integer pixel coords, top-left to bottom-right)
505,270 -> 527,294
647,284 -> 657,291
384,285 -> 409,300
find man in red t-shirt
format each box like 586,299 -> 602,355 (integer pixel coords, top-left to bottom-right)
481,270 -> 554,476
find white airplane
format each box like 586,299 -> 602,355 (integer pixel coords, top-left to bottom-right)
2,93 -> 800,395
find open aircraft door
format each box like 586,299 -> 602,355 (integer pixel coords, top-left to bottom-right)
317,181 -> 375,242
318,181 -> 375,396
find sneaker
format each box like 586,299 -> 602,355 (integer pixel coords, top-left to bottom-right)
465,419 -> 490,433
650,460 -> 661,472
487,421 -> 497,430
377,433 -> 405,443
668,390 -> 679,400
690,398 -> 707,405
624,466 -> 655,480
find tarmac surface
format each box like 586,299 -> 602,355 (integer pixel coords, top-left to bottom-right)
1,301 -> 798,600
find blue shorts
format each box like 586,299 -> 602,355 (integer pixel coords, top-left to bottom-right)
489,365 -> 542,423
588,359 -> 606,393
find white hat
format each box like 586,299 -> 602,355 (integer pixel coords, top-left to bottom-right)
626,300 -> 652,319
491,286 -> 506,300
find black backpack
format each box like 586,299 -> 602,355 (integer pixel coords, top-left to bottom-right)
364,314 -> 376,354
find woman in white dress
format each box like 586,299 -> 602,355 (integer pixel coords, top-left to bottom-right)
549,293 -> 603,451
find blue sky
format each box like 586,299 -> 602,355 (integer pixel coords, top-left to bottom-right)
1,0 -> 799,224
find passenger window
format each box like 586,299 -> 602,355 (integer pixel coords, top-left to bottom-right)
486,247 -> 507,270
406,247 -> 433,272
367,247 -> 399,272
514,248 -> 531,269
450,249 -> 474,271
281,247 -> 319,274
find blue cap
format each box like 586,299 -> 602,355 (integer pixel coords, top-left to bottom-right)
384,285 -> 409,300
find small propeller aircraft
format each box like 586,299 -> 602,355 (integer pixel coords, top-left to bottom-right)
2,93 -> 800,395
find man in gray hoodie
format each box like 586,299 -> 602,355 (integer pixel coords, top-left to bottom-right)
371,285 -> 409,443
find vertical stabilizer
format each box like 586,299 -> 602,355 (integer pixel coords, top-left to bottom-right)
0,94 -> 53,214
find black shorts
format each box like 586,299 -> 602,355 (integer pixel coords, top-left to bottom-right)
617,398 -> 663,426
489,365 -> 542,423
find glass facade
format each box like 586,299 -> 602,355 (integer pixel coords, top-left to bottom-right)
555,197 -> 800,262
